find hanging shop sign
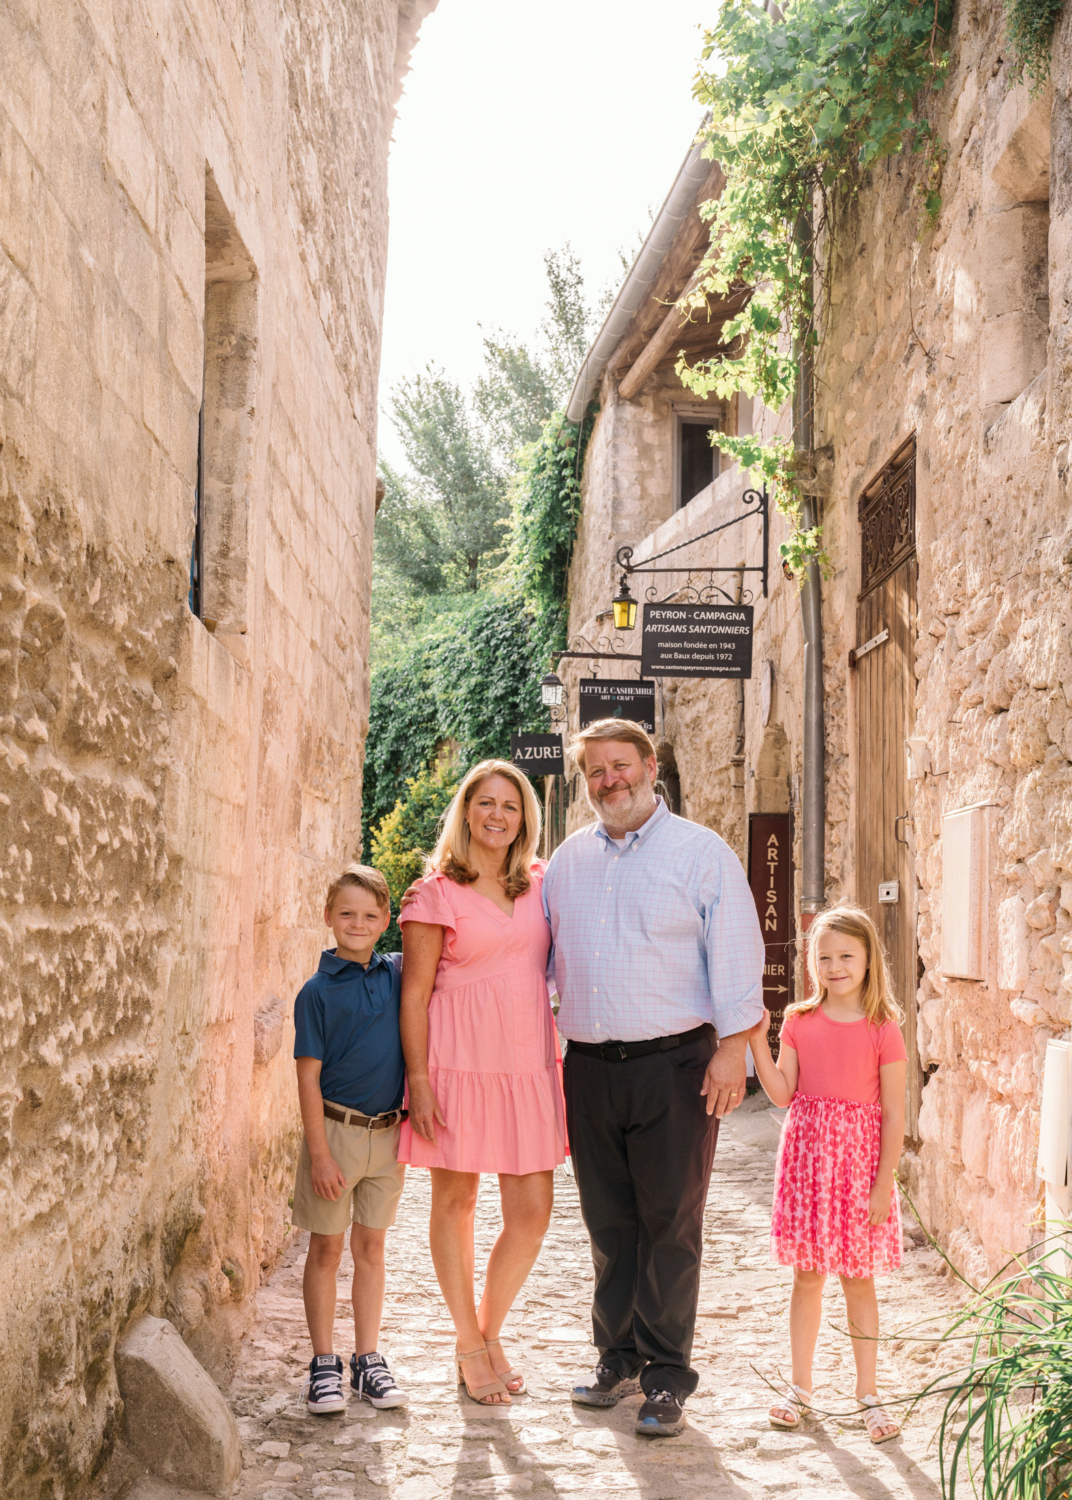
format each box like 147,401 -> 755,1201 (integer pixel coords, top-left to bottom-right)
748,812 -> 794,1058
640,602 -> 754,680
578,679 -> 657,735
510,733 -> 564,777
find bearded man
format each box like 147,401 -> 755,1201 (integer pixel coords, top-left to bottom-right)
542,718 -> 764,1437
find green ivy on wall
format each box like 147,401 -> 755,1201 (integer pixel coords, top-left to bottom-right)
677,0 -> 954,574
1004,0 -> 1065,86
512,405 -> 597,658
370,761 -> 461,949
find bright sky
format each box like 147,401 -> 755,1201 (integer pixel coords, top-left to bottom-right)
377,0 -> 714,462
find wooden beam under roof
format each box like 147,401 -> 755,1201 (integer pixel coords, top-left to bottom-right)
606,162 -> 726,378
618,285 -> 751,400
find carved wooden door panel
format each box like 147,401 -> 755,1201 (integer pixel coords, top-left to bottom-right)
854,440 -> 922,1137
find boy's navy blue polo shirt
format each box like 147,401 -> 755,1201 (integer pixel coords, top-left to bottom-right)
293,949 -> 404,1116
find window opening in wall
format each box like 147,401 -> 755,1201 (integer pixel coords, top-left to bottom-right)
677,418 -> 720,509
194,167 -> 259,651
189,391 -> 205,618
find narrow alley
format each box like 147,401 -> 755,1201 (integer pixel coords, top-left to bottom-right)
227,1097 -> 962,1500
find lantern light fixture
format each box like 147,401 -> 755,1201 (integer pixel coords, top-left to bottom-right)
540,671 -> 565,708
612,575 -> 638,632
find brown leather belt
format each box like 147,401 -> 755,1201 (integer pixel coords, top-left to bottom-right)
323,1105 -> 407,1129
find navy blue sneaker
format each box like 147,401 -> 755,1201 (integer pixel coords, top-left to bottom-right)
351,1352 -> 408,1408
304,1353 -> 345,1413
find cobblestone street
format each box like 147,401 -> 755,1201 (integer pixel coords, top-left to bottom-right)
226,1096 -> 963,1500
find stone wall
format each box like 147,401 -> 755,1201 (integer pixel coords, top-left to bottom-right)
0,1 -> 433,1493
564,0 -> 1072,1277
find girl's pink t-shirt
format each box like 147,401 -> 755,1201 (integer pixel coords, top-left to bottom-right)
779,1005 -> 907,1105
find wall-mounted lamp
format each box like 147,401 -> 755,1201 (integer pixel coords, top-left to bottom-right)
540,672 -> 565,708
612,576 -> 637,632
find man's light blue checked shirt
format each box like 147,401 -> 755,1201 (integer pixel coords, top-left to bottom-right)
542,798 -> 765,1044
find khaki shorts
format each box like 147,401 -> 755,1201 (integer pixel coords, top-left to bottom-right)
292,1103 -> 406,1235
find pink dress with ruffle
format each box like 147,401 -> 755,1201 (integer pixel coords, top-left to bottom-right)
397,864 -> 566,1175
771,1008 -> 907,1278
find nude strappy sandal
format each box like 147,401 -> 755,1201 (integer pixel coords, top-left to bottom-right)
456,1346 -> 510,1405
768,1383 -> 811,1428
484,1336 -> 526,1395
861,1394 -> 900,1443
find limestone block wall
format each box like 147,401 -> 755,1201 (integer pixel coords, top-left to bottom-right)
812,3 -> 1072,1274
0,0 -> 433,1493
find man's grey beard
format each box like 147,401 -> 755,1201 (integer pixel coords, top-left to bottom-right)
589,778 -> 658,834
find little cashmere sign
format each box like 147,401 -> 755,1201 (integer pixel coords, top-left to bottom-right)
579,679 -> 657,734
510,733 -> 565,777
640,602 -> 754,679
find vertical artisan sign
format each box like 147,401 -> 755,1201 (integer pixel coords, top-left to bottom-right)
748,813 -> 794,1056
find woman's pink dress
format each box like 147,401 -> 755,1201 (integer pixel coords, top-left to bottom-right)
397,864 -> 566,1175
771,1007 -> 907,1278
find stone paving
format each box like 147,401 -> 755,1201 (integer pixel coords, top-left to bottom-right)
227,1096 -> 964,1500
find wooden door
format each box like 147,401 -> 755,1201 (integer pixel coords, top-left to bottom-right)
854,440 -> 922,1137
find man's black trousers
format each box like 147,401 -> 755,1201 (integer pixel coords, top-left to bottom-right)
563,1031 -> 719,1400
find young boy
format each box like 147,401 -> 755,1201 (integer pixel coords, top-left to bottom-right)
292,865 -> 408,1413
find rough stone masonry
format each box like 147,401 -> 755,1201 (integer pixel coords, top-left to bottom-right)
0,1 -> 434,1494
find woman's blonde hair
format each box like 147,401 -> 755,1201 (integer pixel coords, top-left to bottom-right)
787,904 -> 904,1026
427,759 -> 542,898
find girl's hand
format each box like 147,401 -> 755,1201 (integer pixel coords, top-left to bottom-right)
408,1079 -> 445,1144
749,1007 -> 772,1043
868,1181 -> 892,1226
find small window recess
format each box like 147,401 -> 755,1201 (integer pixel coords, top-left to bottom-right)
674,414 -> 720,510
190,167 -> 259,660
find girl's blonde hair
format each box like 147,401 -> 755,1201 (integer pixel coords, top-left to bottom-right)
427,759 -> 542,898
787,904 -> 904,1026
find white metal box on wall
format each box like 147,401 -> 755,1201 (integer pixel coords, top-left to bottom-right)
940,804 -> 989,981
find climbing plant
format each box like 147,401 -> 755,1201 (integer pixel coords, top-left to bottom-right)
1004,0 -> 1065,88
512,405 -> 597,658
677,0 -> 954,574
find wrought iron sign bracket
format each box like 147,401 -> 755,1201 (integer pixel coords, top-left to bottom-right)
615,484 -> 769,604
555,632 -> 642,667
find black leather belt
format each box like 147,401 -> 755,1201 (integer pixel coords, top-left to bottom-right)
323,1105 -> 407,1129
567,1022 -> 715,1063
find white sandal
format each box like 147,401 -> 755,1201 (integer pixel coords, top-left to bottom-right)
861,1394 -> 900,1443
769,1383 -> 811,1428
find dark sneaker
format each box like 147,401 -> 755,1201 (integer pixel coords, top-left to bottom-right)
570,1363 -> 642,1408
351,1352 -> 409,1409
304,1353 -> 345,1414
635,1389 -> 686,1437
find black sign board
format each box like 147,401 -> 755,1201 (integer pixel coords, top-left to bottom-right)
640,602 -> 753,680
748,813 -> 794,1059
578,679 -> 656,735
510,733 -> 564,777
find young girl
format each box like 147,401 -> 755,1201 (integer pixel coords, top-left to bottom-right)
749,905 -> 907,1444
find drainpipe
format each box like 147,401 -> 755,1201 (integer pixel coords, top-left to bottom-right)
795,211 -> 825,927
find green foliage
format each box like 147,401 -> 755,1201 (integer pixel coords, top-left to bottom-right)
361,594 -> 544,856
474,245 -> 595,466
370,761 -> 461,949
386,366 -> 509,591
679,0 -> 954,571
1004,0 -> 1064,88
512,406 -> 598,659
905,1226 -> 1072,1498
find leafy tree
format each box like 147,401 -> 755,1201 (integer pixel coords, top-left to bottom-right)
386,366 -> 508,591
371,761 -> 461,949
474,246 -> 593,465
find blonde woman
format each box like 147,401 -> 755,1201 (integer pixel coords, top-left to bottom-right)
748,905 -> 907,1444
398,760 -> 565,1405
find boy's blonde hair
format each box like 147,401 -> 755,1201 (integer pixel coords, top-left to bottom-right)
427,759 -> 541,899
569,717 -> 657,772
787,904 -> 904,1026
325,864 -> 390,914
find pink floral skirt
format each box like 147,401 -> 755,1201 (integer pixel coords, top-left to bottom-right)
771,1094 -> 902,1279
